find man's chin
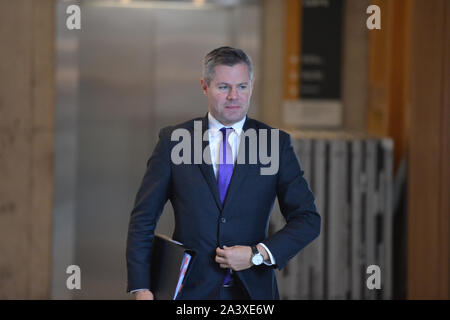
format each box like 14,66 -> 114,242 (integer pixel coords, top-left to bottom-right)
222,115 -> 246,125
226,108 -> 247,119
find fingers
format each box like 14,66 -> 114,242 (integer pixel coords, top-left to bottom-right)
216,246 -> 231,269
216,247 -> 226,257
215,254 -> 227,264
216,245 -> 234,257
135,290 -> 154,300
215,254 -> 229,268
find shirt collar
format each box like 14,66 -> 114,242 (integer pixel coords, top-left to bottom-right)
207,112 -> 246,136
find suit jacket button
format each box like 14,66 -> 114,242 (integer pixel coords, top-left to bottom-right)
221,217 -> 226,223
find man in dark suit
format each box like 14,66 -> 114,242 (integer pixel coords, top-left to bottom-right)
126,46 -> 320,300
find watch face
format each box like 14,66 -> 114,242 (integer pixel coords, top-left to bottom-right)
252,254 -> 264,265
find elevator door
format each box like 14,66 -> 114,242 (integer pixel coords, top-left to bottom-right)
53,0 -> 260,299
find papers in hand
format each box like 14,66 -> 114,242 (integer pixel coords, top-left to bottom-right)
173,253 -> 192,300
150,234 -> 195,300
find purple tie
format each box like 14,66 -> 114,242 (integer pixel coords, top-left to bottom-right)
218,127 -> 234,286
218,127 -> 234,204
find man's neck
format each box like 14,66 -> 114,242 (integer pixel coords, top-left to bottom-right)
208,112 -> 246,130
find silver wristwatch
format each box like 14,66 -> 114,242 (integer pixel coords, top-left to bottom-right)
251,245 -> 264,266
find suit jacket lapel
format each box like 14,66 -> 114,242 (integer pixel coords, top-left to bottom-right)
197,114 -> 223,211
221,117 -> 254,212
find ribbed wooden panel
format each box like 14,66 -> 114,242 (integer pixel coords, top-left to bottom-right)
270,136 -> 394,300
407,0 -> 449,300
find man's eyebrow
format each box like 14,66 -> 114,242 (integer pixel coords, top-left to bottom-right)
217,82 -> 249,85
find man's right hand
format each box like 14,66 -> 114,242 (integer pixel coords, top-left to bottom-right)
134,290 -> 154,300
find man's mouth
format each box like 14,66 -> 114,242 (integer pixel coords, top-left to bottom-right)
225,105 -> 241,109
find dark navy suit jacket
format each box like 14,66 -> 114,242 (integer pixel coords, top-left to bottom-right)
126,114 -> 321,299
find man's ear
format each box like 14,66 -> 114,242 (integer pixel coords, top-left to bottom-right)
200,78 -> 208,95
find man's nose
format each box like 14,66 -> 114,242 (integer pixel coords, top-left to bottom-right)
227,87 -> 238,100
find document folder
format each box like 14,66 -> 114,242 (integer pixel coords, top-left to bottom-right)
150,234 -> 195,300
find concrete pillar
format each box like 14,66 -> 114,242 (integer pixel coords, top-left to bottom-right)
0,0 -> 55,299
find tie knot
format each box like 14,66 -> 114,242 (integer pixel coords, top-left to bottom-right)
220,127 -> 234,138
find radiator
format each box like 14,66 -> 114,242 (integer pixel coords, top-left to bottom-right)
269,133 -> 394,300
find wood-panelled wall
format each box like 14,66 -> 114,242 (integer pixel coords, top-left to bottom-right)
367,0 -> 410,173
278,0 -> 449,299
407,0 -> 449,300
260,0 -> 285,128
0,0 -> 55,299
367,0 -> 449,299
283,0 -> 301,102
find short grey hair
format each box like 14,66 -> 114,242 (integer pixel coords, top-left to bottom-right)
202,46 -> 253,86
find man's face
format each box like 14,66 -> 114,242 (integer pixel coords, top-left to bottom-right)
201,63 -> 253,126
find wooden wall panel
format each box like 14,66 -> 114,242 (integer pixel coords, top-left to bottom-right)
367,0 -> 410,173
341,0 -> 369,132
283,0 -> 301,101
260,0 -> 285,128
367,0 -> 389,136
441,0 -> 450,301
386,0 -> 410,173
407,0 -> 449,300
